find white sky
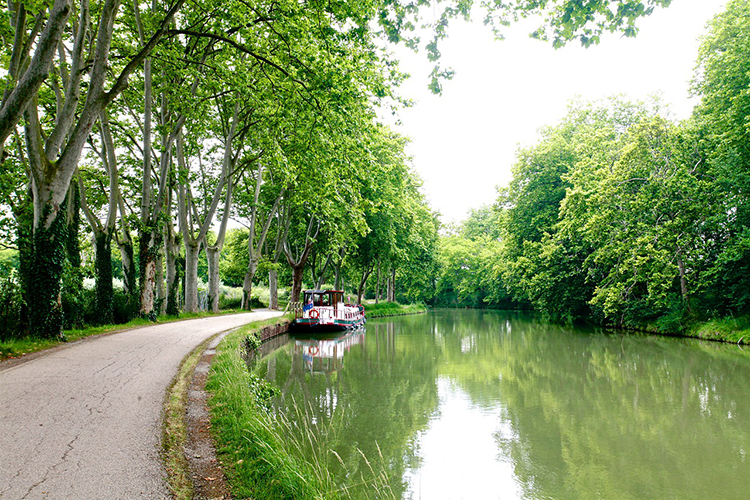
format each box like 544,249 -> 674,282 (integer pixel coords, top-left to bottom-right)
386,0 -> 727,224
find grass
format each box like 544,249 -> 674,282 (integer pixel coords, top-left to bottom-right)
363,301 -> 428,319
688,315 -> 750,344
205,315 -> 341,500
206,315 -> 399,499
0,309 -> 244,362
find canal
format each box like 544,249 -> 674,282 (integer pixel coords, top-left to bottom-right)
250,310 -> 750,499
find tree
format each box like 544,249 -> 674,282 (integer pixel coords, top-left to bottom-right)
16,0 -> 184,336
691,0 -> 750,316
498,98 -> 666,321
78,112 -> 125,324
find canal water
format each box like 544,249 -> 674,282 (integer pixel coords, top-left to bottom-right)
251,310 -> 750,499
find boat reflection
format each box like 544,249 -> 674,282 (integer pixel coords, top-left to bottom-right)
293,330 -> 365,374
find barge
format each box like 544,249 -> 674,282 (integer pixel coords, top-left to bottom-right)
292,289 -> 366,332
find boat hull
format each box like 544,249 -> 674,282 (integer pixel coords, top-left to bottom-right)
291,316 -> 366,332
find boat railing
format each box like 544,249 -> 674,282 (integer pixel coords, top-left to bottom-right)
291,301 -> 365,322
290,301 -> 303,318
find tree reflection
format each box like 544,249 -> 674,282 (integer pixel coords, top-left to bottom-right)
434,313 -> 750,499
251,311 -> 750,499
254,322 -> 440,498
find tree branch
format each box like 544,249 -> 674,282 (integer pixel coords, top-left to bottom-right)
0,0 -> 72,151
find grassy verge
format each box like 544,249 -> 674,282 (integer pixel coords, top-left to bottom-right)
0,309 -> 243,362
687,315 -> 750,344
206,315 -> 340,500
364,301 -> 427,319
162,334 -> 215,499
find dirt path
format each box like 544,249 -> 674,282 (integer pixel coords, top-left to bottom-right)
0,311 -> 282,499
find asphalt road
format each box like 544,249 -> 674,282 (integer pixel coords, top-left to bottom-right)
0,311 -> 282,499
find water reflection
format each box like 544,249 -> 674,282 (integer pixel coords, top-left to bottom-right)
294,330 -> 365,374
250,310 -> 750,499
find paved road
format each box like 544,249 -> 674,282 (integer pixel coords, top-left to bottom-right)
0,311 -> 282,499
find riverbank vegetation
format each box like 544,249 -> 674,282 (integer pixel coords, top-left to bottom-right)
365,301 -> 428,319
206,318 -> 341,499
428,0 -> 750,341
209,316 -> 401,499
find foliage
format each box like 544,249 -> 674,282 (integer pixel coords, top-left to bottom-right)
363,301 -> 427,318
691,0 -> 750,318
0,265 -> 24,341
219,229 -> 249,288
0,0 -> 737,342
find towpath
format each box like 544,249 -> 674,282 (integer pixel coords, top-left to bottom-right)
0,311 -> 282,499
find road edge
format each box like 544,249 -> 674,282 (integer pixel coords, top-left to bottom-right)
163,329 -> 233,499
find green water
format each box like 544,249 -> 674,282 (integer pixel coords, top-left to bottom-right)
252,310 -> 750,499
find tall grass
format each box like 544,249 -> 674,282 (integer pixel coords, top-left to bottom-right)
689,315 -> 750,344
206,318 -> 338,499
277,398 -> 398,500
206,318 -> 398,499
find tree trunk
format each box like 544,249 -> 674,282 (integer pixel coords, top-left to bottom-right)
290,265 -> 304,303
268,268 -> 278,310
241,259 -> 259,310
64,184 -> 84,328
356,266 -> 374,305
156,243 -> 166,314
314,254 -> 332,289
206,246 -> 221,312
282,217 -> 319,305
334,262 -> 342,291
94,232 -> 114,324
676,248 -> 692,314
139,230 -> 158,319
388,268 -> 396,302
14,194 -> 33,333
165,224 -> 180,315
375,262 -> 381,304
28,207 -> 67,338
117,234 -> 137,308
184,241 -> 201,313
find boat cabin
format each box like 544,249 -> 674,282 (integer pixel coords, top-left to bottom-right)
295,289 -> 365,331
303,290 -> 345,310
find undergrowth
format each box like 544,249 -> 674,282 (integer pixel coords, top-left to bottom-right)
688,315 -> 750,344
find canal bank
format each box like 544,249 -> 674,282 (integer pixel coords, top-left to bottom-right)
195,315 -> 339,499
364,301 -> 428,318
190,303 -> 427,499
587,314 -> 750,346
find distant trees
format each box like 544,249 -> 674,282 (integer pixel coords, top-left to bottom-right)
432,0 -> 750,329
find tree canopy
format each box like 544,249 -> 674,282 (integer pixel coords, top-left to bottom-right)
0,0 -> 712,341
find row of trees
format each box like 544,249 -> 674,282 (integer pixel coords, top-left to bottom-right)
0,0 -> 441,339
434,0 -> 750,331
